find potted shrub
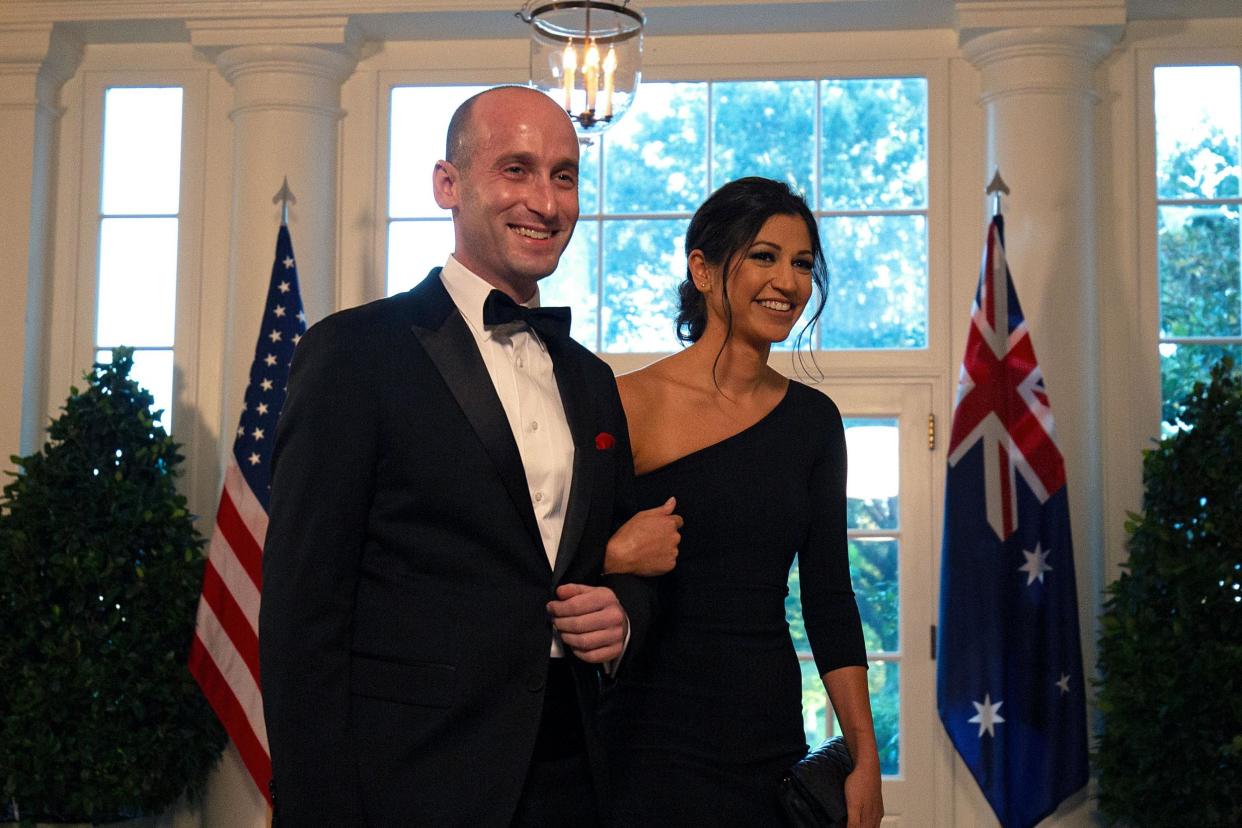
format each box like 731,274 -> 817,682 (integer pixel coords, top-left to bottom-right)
0,348 -> 226,824
1095,357 -> 1242,826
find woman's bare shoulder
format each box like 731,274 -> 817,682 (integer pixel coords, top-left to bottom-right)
617,357 -> 682,410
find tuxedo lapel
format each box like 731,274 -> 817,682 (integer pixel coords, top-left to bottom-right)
406,270 -> 544,554
549,340 -> 595,583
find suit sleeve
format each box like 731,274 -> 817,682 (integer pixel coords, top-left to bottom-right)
799,397 -> 868,677
598,370 -> 658,669
259,318 -> 376,824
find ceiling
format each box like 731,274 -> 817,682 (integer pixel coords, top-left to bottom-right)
9,0 -> 1242,45
357,2 -> 1242,41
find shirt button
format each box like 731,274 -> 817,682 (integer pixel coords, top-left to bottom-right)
516,357 -> 524,369
530,420 -> 539,432
534,491 -> 544,502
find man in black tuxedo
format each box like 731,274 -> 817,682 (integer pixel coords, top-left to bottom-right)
259,85 -> 680,826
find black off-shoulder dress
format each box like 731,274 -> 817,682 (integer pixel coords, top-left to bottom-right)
602,381 -> 867,827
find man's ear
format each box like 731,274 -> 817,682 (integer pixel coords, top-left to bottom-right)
432,160 -> 460,209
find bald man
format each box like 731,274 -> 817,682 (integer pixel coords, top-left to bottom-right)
260,86 -> 679,826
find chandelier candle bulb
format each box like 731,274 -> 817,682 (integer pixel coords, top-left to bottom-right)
584,40 -> 600,115
519,0 -> 644,135
561,42 -> 577,112
602,46 -> 617,118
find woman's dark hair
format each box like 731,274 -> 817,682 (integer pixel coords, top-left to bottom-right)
676,177 -> 828,354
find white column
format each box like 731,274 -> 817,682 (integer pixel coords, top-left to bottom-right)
188,18 -> 359,467
958,17 -> 1117,828
186,19 -> 359,826
0,25 -> 80,463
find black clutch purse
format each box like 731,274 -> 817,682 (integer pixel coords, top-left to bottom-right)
777,735 -> 853,827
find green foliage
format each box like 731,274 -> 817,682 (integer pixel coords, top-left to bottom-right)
1156,120 -> 1242,424
787,497 -> 901,776
547,78 -> 931,352
0,348 -> 225,823
1095,357 -> 1242,828
820,78 -> 927,211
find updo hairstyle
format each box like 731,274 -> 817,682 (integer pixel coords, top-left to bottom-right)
675,176 -> 828,348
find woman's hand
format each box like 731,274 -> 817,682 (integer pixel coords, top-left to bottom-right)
603,497 -> 682,575
822,665 -> 885,828
843,753 -> 884,828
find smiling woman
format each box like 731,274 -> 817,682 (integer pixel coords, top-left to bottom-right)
678,179 -> 826,357
598,178 -> 885,828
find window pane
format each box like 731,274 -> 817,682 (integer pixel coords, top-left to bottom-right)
791,572 -> 899,774
604,83 -> 707,214
868,659 -> 900,776
796,655 -> 901,776
821,78 -> 927,210
387,219 -> 455,296
788,556 -> 808,651
97,217 -> 178,347
712,80 -> 815,194
1154,66 -> 1241,202
821,214 -> 927,349
101,87 -> 183,215
844,419 -> 899,529
96,348 -> 174,431
389,85 -> 490,219
1158,205 -> 1240,337
1160,343 -> 1242,427
579,133 -> 601,216
799,657 -> 832,744
601,218 -> 687,352
850,538 -> 899,653
542,220 -> 600,348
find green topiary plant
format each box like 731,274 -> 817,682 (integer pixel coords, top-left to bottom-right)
0,348 -> 226,824
1095,356 -> 1242,827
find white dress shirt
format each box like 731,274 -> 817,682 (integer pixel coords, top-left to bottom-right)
440,256 -> 576,656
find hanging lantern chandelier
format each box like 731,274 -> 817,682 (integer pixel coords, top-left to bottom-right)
518,1 -> 645,136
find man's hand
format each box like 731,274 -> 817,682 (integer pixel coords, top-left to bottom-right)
547,584 -> 628,664
603,497 -> 682,576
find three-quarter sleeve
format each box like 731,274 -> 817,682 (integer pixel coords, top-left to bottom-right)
798,396 -> 868,677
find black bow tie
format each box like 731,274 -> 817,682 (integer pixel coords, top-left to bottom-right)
481,289 -> 572,342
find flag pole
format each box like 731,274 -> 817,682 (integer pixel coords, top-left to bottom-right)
985,169 -> 1009,217
272,176 -> 296,227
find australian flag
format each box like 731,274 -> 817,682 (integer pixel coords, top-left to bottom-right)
937,215 -> 1089,828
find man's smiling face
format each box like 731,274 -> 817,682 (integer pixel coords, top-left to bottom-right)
434,87 -> 580,301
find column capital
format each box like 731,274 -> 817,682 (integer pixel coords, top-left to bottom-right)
0,24 -> 81,113
961,25 -> 1117,104
956,0 -> 1125,37
187,18 -> 361,122
212,43 -> 359,86
186,15 -> 362,67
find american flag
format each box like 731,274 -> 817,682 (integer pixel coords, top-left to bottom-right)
189,224 -> 306,806
936,214 -> 1089,828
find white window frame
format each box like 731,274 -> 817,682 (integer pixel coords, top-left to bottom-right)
1135,46 -> 1242,431
47,60 -> 210,504
363,45 -> 952,376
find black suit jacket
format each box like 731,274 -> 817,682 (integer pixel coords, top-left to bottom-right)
259,269 -> 654,826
